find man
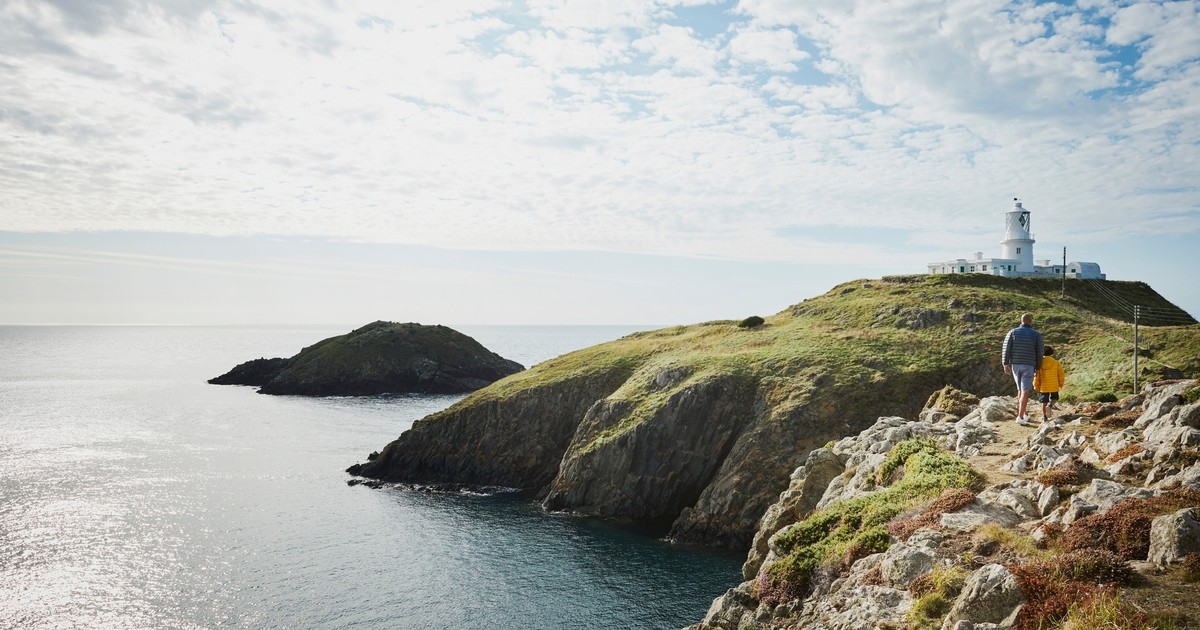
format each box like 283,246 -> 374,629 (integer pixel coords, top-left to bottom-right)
1001,312 -> 1044,426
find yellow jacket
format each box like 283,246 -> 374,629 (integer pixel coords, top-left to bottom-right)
1034,356 -> 1065,393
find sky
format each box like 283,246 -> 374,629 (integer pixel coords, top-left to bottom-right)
1,0 -> 1198,326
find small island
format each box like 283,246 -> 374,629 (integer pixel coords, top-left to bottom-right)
209,321 -> 524,396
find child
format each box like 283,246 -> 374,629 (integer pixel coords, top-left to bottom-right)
1033,345 -> 1065,420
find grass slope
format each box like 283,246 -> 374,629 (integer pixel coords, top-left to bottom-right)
457,275 -> 1199,455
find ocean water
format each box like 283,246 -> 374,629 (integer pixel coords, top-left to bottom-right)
0,325 -> 743,630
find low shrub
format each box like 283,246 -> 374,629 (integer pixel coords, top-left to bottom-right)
887,487 -> 976,541
1099,410 -> 1142,429
923,385 -> 979,417
1009,549 -> 1134,630
1036,457 -> 1098,487
1107,443 -> 1147,463
973,522 -> 1047,561
1182,552 -> 1200,583
907,565 -> 967,630
738,315 -> 765,328
1058,488 -> 1200,560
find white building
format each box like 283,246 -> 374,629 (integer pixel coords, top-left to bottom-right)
927,199 -> 1105,279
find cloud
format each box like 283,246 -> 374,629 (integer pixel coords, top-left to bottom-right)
728,24 -> 807,72
0,0 -> 1197,278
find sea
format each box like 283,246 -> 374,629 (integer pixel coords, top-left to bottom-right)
0,325 -> 744,630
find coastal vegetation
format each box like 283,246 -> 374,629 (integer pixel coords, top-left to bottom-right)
758,440 -> 984,606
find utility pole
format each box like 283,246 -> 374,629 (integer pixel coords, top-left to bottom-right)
1061,247 -> 1066,298
1134,305 -> 1140,393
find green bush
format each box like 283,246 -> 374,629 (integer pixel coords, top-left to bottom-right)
738,315 -> 765,328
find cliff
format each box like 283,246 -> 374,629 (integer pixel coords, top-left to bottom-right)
691,381 -> 1200,629
347,275 -> 1200,548
209,321 -> 524,396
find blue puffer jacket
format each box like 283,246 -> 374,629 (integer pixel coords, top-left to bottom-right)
1002,324 -> 1044,369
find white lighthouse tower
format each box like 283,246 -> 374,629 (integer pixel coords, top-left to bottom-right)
1000,198 -> 1035,273
925,198 -> 1104,278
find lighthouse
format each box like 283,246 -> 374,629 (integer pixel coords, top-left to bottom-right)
925,199 -> 1105,279
1000,198 -> 1035,272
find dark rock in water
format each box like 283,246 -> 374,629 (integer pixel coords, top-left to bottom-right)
207,357 -> 290,386
209,321 -> 523,396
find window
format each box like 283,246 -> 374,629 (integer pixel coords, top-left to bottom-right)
1016,247 -> 1021,254
959,266 -> 965,273
983,265 -> 987,271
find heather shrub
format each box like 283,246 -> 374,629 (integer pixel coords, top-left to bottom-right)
1054,548 -> 1135,584
1058,488 -> 1200,560
1008,548 -> 1135,630
1099,410 -> 1142,429
887,487 -> 976,541
1036,457 -> 1098,487
1182,552 -> 1200,583
1107,443 -> 1146,463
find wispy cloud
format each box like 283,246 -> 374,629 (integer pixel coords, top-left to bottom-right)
1,0 -> 1197,268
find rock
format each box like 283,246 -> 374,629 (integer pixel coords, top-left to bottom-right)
206,356 -> 290,386
1148,508 -> 1200,565
211,321 -> 524,396
941,499 -> 1023,531
1058,478 -> 1153,526
1079,446 -> 1102,465
791,584 -> 910,630
743,447 -> 846,579
1074,478 -> 1153,512
1135,381 -> 1191,429
940,564 -> 1025,630
879,542 -> 936,588
1037,485 -> 1060,516
689,581 -> 758,630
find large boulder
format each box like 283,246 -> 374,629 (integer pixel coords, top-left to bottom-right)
1148,508 -> 1200,566
940,564 -> 1025,630
209,321 -> 523,396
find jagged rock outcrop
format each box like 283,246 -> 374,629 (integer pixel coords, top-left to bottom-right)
690,379 -> 1200,630
207,357 -> 290,386
209,321 -> 523,396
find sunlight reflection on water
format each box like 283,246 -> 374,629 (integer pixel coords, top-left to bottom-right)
1,326 -> 743,629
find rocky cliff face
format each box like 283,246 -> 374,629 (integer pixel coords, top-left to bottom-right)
210,321 -> 524,396
346,276 -> 1200,549
690,380 -> 1200,630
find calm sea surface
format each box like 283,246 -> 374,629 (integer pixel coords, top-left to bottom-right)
0,325 -> 743,629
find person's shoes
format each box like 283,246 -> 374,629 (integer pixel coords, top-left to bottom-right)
1016,415 -> 1031,426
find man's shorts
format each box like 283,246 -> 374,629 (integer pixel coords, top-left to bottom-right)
1039,391 -> 1060,404
1011,364 -> 1036,392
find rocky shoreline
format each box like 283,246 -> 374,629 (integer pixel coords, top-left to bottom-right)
690,379 -> 1200,629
